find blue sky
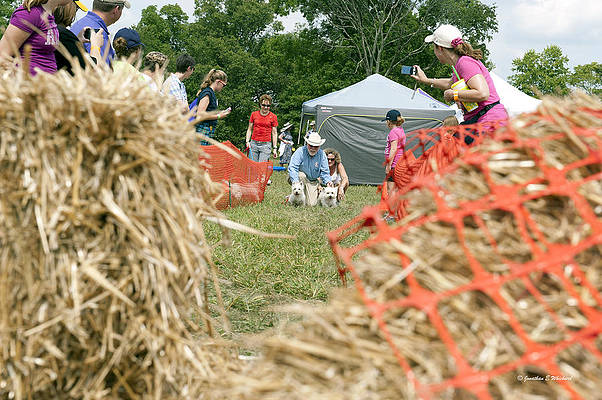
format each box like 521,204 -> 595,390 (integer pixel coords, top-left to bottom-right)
76,0 -> 601,79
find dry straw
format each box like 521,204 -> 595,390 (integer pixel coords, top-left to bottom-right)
210,92 -> 601,399
0,61 -> 239,398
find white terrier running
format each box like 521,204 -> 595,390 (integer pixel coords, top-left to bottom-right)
318,186 -> 338,208
288,181 -> 306,207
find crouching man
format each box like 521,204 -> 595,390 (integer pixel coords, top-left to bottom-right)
287,132 -> 333,206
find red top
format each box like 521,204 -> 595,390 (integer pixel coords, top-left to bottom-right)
249,110 -> 278,142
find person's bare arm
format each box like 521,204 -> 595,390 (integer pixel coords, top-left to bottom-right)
245,122 -> 253,148
386,140 -> 398,174
0,24 -> 31,59
337,162 -> 349,201
411,65 -> 453,90
271,126 -> 278,157
88,28 -> 104,63
444,73 -> 489,103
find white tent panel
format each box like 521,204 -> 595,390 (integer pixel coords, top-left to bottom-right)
490,71 -> 542,117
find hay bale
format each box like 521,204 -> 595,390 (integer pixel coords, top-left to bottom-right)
0,64 -> 236,398
211,93 -> 602,399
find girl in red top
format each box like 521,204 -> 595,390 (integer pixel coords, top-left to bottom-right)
246,94 -> 278,162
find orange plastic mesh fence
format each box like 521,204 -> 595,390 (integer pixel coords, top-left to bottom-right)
381,122 -> 500,218
199,141 -> 273,209
328,111 -> 602,399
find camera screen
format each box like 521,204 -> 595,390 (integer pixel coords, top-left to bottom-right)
401,66 -> 415,75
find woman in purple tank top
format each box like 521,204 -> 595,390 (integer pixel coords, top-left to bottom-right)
0,0 -> 72,75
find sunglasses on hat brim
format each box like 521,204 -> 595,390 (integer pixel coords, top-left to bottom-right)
73,0 -> 89,12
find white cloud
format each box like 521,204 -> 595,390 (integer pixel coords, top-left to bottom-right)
512,0 -> 602,38
482,0 -> 602,79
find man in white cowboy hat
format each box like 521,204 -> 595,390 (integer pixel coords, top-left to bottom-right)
287,131 -> 333,206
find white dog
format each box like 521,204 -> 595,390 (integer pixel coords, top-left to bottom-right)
288,181 -> 306,207
319,186 -> 339,208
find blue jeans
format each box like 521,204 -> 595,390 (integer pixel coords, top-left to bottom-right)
249,140 -> 271,162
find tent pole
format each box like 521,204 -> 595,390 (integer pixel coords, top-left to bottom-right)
297,113 -> 305,145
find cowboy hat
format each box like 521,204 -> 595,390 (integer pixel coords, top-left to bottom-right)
281,121 -> 293,131
305,132 -> 326,147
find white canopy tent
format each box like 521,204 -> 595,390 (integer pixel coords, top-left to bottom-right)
490,71 -> 542,117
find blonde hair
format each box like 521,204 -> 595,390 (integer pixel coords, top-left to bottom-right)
53,3 -> 77,27
324,148 -> 341,164
23,0 -> 48,11
143,51 -> 168,71
199,69 -> 227,92
442,116 -> 459,126
259,94 -> 272,104
451,42 -> 483,60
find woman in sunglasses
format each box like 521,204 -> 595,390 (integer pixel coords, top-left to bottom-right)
246,94 -> 279,162
324,148 -> 349,202
192,68 -> 231,145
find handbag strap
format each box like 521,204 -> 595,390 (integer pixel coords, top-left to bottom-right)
461,101 -> 500,125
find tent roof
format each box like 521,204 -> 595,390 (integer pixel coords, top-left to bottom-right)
302,73 -> 451,114
490,71 -> 541,117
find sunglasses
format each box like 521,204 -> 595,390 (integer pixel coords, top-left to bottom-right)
327,158 -> 335,161
261,104 -> 271,108
219,79 -> 227,86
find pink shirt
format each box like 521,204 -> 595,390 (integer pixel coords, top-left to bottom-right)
454,56 -> 507,123
10,6 -> 59,75
385,126 -> 406,168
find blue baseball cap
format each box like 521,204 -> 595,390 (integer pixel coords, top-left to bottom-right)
114,28 -> 144,49
382,109 -> 404,123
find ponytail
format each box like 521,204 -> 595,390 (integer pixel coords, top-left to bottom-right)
453,42 -> 483,60
198,68 -> 227,94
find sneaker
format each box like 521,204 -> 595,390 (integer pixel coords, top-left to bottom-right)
267,179 -> 272,185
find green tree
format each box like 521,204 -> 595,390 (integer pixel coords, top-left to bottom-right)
570,62 -> 602,97
508,45 -> 570,97
135,4 -> 191,67
296,0 -> 498,77
0,0 -> 19,28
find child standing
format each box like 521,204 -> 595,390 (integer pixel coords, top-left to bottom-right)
383,109 -> 406,196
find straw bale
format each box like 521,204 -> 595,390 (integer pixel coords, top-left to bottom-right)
210,93 -> 601,399
0,64 -> 237,398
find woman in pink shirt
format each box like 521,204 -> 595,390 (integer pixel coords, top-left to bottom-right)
0,0 -> 72,75
383,109 -> 406,196
412,24 -> 508,135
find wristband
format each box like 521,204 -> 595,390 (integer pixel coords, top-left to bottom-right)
217,113 -> 221,119
453,90 -> 459,102
91,46 -> 101,52
430,79 -> 434,88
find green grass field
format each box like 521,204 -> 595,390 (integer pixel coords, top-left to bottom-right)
203,168 -> 381,335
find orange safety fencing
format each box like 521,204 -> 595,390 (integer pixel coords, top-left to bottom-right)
329,107 -> 602,399
381,121 -> 503,219
199,141 -> 273,209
